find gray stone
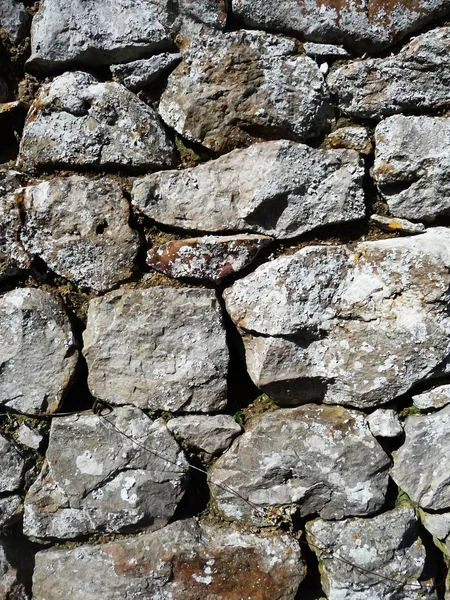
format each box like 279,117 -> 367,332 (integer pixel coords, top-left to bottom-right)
209,404 -> 390,525
32,518 -> 305,600
0,495 -> 21,528
166,415 -> 242,454
19,176 -> 140,292
328,27 -> 450,120
17,71 -> 175,173
420,510 -> 450,541
17,423 -> 43,450
0,539 -> 22,599
373,115 -> 450,223
146,235 -> 272,283
23,407 -> 189,539
159,30 -> 333,153
0,0 -> 29,45
0,171 -> 30,280
0,433 -> 24,492
0,288 -> 78,415
132,140 -> 365,239
110,53 -> 182,91
223,228 -> 450,409
366,409 -> 403,438
83,288 -> 228,413
326,126 -> 373,155
232,0 -> 450,51
413,384 -> 450,410
306,506 -> 434,600
303,42 -> 350,59
370,214 -> 426,235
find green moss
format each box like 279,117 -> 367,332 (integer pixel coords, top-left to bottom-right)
398,405 -> 421,419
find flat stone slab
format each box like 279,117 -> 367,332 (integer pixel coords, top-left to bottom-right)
413,384 -> 450,410
166,415 -> 242,454
83,287 -> 228,413
370,214 -> 426,235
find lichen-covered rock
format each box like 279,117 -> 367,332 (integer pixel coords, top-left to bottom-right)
370,214 -> 426,235
223,228 -> 450,409
373,115 -> 450,223
328,28 -> 450,119
17,71 -> 175,173
0,495 -> 21,528
303,42 -> 350,59
110,53 -> 182,91
159,31 -> 333,153
19,176 -> 140,292
0,171 -> 30,280
32,518 -> 305,600
0,433 -> 24,492
413,384 -> 450,410
233,0 -> 450,51
306,506 -> 434,600
166,415 -> 242,454
0,288 -> 78,414
326,126 -> 373,155
83,287 -> 228,413
209,404 -> 390,524
366,409 -> 403,438
391,404 -> 450,510
133,140 -> 365,239
0,0 -> 29,45
147,235 -> 272,283
24,407 -> 189,539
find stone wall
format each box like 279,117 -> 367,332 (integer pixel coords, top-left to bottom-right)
1,1 -> 450,598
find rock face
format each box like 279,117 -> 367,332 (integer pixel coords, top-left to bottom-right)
373,115 -> 450,223
0,171 -> 29,280
166,415 -> 242,454
413,384 -> 450,410
0,433 -> 24,493
132,140 -> 365,239
223,228 -> 450,409
328,28 -> 450,120
306,506 -> 432,600
326,126 -> 373,155
370,214 -> 426,235
159,31 -> 333,153
0,495 -> 21,528
209,404 -> 390,525
232,0 -> 450,51
110,53 -> 182,91
0,288 -> 78,414
83,287 -> 228,413
366,409 -> 403,438
19,176 -> 140,292
24,407 -> 189,539
18,71 -> 175,173
0,0 -> 29,45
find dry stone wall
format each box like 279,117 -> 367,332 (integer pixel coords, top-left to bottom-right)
1,1 -> 450,598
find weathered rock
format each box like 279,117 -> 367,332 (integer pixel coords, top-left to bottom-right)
0,539 -> 23,599
17,423 -> 43,450
19,176 -> 140,292
0,288 -> 78,414
326,125 -> 373,155
24,407 -> 189,539
17,71 -> 175,173
0,171 -> 30,280
110,53 -> 182,91
0,0 -> 29,45
328,28 -> 450,120
209,404 -> 390,524
370,214 -> 426,235
366,409 -> 403,438
83,288 -> 228,413
306,506 -> 434,600
420,509 -> 450,541
159,31 -> 333,153
147,235 -> 272,283
0,433 -> 24,492
32,518 -> 305,600
133,140 -> 365,239
413,384 -> 450,410
303,42 -> 350,59
223,228 -> 450,409
233,0 -> 450,51
0,495 -> 21,528
391,405 -> 450,510
373,115 -> 450,223
166,415 -> 242,454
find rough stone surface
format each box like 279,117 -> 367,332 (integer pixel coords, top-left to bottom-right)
373,115 -> 450,223
24,407 -> 189,539
0,495 -> 21,528
413,384 -> 450,410
18,71 -> 175,173
166,415 -> 242,454
306,506 -> 433,600
223,228 -> 450,409
326,126 -> 373,155
0,0 -> 29,44
159,30 -> 333,153
392,404 -> 450,510
83,288 -> 228,413
209,404 -> 390,525
19,176 -> 140,292
0,171 -> 30,280
0,433 -> 24,493
133,140 -> 365,239
110,53 -> 182,91
0,288 -> 78,414
16,423 -> 43,450
420,509 -> 450,541
328,27 -> 450,120
0,539 -> 22,599
366,409 -> 403,438
303,42 -> 350,59
32,518 -> 305,600
147,235 -> 272,283
370,214 -> 426,235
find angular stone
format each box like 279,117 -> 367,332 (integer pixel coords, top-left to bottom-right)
326,126 -> 373,155
420,510 -> 450,541
110,53 -> 182,91
391,405 -> 450,510
17,423 -> 43,450
373,115 -> 450,223
0,495 -> 21,528
17,71 -> 175,173
306,507 -> 433,600
0,171 -> 30,280
223,228 -> 450,409
147,235 -> 272,283
19,176 -> 140,292
233,0 -> 450,51
209,404 -> 390,524
133,140 -> 365,239
366,409 -> 403,438
159,31 -> 333,153
413,384 -> 450,410
0,0 -> 29,45
0,288 -> 78,414
328,28 -> 450,120
166,415 -> 242,454
303,42 -> 350,59
0,433 -> 24,492
24,407 -> 189,539
83,288 -> 228,413
32,518 -> 305,600
370,214 -> 426,235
